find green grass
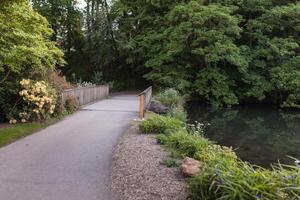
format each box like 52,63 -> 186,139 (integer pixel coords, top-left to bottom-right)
139,114 -> 184,134
160,159 -> 178,167
0,119 -> 59,148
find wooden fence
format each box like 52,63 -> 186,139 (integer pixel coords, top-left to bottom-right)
62,85 -> 109,106
138,86 -> 152,118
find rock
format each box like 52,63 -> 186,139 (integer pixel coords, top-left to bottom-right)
148,100 -> 169,114
181,157 -> 202,177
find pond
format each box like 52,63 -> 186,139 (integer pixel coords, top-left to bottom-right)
187,102 -> 300,168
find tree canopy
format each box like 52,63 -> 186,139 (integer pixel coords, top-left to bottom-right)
0,0 -> 64,76
0,0 -> 64,121
112,0 -> 300,107
3,0 -> 300,108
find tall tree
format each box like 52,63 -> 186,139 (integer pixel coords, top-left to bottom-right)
0,0 -> 64,78
0,0 -> 64,120
113,0 -> 300,107
31,0 -> 85,78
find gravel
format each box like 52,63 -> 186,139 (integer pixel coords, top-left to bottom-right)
111,123 -> 187,200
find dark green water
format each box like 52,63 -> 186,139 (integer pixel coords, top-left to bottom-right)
187,103 -> 300,168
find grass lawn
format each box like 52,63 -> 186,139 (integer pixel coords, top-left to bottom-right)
0,119 -> 59,148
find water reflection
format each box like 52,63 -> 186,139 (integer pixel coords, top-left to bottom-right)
187,103 -> 300,168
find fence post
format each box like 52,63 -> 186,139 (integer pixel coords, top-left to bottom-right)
139,95 -> 144,119
138,86 -> 152,119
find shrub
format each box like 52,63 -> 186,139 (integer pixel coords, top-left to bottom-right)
156,134 -> 169,145
139,114 -> 183,134
155,88 -> 184,108
64,95 -> 79,113
46,70 -> 73,91
189,160 -> 300,200
161,130 -> 211,158
167,108 -> 187,122
8,79 -> 57,123
53,95 -> 65,117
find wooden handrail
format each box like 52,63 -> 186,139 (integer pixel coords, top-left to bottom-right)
138,86 -> 152,118
138,86 -> 152,96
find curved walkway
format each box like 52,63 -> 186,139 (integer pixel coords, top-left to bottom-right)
0,94 -> 139,200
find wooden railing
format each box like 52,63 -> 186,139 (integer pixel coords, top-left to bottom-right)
138,86 -> 152,118
62,85 -> 109,106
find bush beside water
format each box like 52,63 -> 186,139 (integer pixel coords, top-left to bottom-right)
154,88 -> 187,122
139,114 -> 183,134
155,88 -> 184,108
139,89 -> 300,200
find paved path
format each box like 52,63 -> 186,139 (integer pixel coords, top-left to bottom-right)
0,94 -> 139,200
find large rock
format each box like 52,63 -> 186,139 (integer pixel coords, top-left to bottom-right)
148,100 -> 169,114
181,157 -> 202,177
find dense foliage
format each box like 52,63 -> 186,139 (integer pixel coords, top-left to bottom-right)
0,1 -> 64,74
13,79 -> 58,123
27,0 -> 300,107
113,0 -> 300,107
2,0 -> 300,120
155,88 -> 184,108
31,0 -> 86,79
0,0 -> 64,121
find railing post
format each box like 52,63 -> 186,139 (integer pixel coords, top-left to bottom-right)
139,95 -> 144,119
138,86 -> 152,119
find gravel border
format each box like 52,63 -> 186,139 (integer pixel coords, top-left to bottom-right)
111,122 -> 187,200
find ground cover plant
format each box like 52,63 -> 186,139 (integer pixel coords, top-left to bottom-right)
139,114 -> 183,134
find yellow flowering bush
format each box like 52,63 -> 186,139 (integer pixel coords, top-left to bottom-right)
9,79 -> 57,123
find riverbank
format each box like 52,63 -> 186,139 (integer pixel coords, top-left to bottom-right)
111,123 -> 187,200
135,88 -> 300,199
186,102 -> 300,167
139,112 -> 300,199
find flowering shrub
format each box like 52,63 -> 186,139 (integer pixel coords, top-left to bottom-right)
186,121 -> 210,135
9,79 -> 57,123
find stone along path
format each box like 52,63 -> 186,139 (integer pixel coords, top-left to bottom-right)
0,94 -> 139,200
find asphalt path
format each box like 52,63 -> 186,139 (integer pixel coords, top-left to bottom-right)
0,94 -> 138,200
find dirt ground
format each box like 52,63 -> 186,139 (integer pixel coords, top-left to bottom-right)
111,123 -> 187,200
0,123 -> 9,130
